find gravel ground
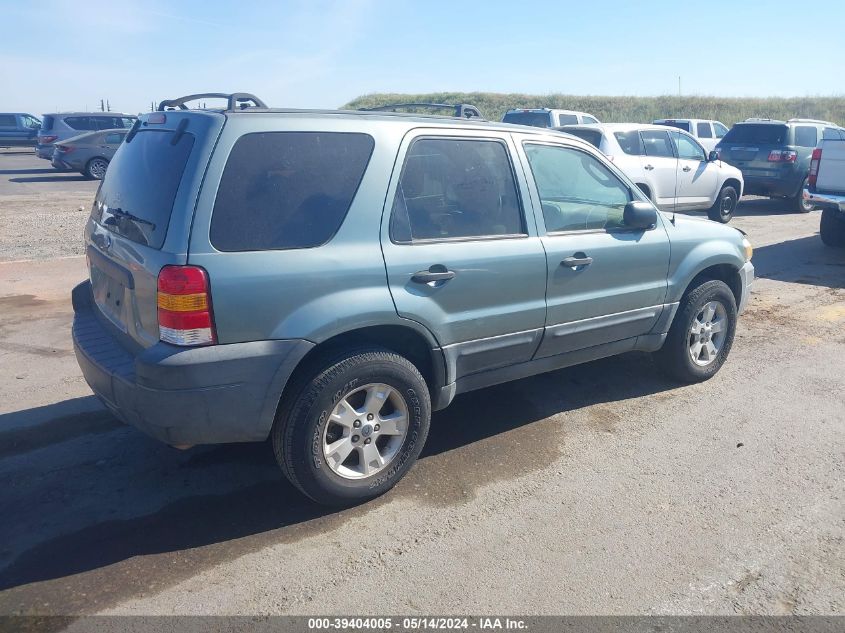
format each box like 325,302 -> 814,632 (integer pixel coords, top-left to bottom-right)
0,150 -> 842,618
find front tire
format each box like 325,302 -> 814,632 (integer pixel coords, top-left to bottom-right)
707,185 -> 737,223
820,208 -> 845,247
654,280 -> 737,383
792,177 -> 814,213
272,348 -> 431,506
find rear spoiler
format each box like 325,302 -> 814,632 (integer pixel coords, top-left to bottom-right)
157,92 -> 267,112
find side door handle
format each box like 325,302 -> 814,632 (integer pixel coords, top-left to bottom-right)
561,255 -> 593,268
682,165 -> 692,172
644,164 -> 654,171
411,267 -> 456,283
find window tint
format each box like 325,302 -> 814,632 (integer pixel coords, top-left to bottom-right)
0,115 -> 15,127
93,129 -> 195,249
721,124 -> 787,145
502,111 -> 552,127
65,116 -> 93,130
613,131 -> 644,155
655,120 -> 690,132
583,116 -> 599,124
211,132 -> 373,252
104,132 -> 125,144
24,115 -> 41,128
391,138 -> 524,242
558,113 -> 578,125
42,115 -> 55,131
713,122 -> 729,138
696,122 -> 713,138
794,126 -> 818,148
671,131 -> 705,161
524,143 -> 631,232
822,127 -> 840,141
640,130 -> 675,158
564,128 -> 603,149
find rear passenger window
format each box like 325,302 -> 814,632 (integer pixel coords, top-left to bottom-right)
640,130 -> 675,158
104,132 -> 124,144
524,143 -> 631,232
794,126 -> 818,148
558,114 -> 578,126
613,131 -> 644,155
823,127 -> 840,140
211,132 -> 374,252
65,117 -> 92,130
697,122 -> 713,138
390,138 -> 524,242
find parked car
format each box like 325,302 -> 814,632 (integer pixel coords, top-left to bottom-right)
0,113 -> 42,147
503,108 -> 600,128
560,123 -> 744,223
36,112 -> 136,162
72,92 -> 754,506
652,119 -> 729,151
805,138 -> 845,247
715,118 -> 845,213
51,128 -> 128,179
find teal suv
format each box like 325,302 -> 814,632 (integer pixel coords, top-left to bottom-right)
72,93 -> 755,505
716,118 -> 845,212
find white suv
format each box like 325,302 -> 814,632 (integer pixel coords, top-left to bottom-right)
503,108 -> 600,128
560,123 -> 744,223
652,119 -> 729,151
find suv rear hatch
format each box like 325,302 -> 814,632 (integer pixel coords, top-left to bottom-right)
717,123 -> 790,177
85,111 -> 224,349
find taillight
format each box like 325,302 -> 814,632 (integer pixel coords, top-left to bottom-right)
56,145 -> 74,153
157,265 -> 216,346
767,150 -> 797,162
809,148 -> 822,188
38,135 -> 58,144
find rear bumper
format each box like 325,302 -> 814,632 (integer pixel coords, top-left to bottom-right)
738,261 -> 754,314
35,145 -> 54,159
741,173 -> 804,198
51,156 -> 73,170
805,188 -> 845,213
71,281 -> 314,445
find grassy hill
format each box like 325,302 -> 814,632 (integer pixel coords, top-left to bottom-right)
344,93 -> 845,126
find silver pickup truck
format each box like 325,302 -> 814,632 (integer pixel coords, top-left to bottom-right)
806,139 -> 845,247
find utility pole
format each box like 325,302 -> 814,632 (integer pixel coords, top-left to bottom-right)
100,99 -> 104,112
678,76 -> 682,97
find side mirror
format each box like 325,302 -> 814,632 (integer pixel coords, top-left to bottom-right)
707,150 -> 719,162
623,201 -> 657,230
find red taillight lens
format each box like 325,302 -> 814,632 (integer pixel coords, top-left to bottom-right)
809,148 -> 822,188
768,150 -> 797,162
157,265 -> 216,346
56,145 -> 74,153
39,135 -> 58,144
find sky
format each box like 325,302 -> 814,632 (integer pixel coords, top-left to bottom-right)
2,0 -> 844,116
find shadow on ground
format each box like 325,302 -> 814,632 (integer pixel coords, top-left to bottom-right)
752,234 -> 845,288
734,196 -> 799,217
0,352 -> 674,612
9,174 -> 87,183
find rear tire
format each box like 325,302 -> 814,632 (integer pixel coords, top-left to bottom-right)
84,157 -> 109,180
272,348 -> 431,506
820,208 -> 845,247
653,280 -> 737,383
707,185 -> 737,223
792,177 -> 814,213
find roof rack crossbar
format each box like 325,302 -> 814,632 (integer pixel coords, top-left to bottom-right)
359,102 -> 483,119
157,92 -> 267,112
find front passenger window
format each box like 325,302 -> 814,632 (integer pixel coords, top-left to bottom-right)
524,143 -> 631,232
671,131 -> 706,161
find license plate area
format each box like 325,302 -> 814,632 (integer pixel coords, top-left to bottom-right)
90,264 -> 129,331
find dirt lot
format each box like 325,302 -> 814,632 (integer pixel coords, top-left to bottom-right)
0,149 -> 842,617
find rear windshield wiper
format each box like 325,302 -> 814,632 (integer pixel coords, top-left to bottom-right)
104,206 -> 156,229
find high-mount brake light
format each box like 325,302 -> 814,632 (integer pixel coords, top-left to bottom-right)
157,266 -> 216,346
809,148 -> 822,188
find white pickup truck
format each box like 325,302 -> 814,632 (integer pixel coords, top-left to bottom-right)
805,139 -> 845,247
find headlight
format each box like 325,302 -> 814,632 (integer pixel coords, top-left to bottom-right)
742,237 -> 753,262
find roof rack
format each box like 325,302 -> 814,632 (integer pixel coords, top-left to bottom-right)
359,103 -> 483,119
744,117 -> 775,122
787,117 -> 836,125
157,92 -> 267,112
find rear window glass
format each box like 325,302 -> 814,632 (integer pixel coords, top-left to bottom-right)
613,131 -> 644,155
93,129 -> 195,249
0,115 -> 16,126
721,124 -> 788,145
793,125 -> 818,148
655,121 -> 690,132
210,132 -> 374,252
502,111 -> 552,127
42,115 -> 55,131
564,128 -> 603,149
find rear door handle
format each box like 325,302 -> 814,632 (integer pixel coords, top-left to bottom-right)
561,255 -> 593,268
682,165 -> 692,172
411,268 -> 456,283
644,164 -> 654,170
